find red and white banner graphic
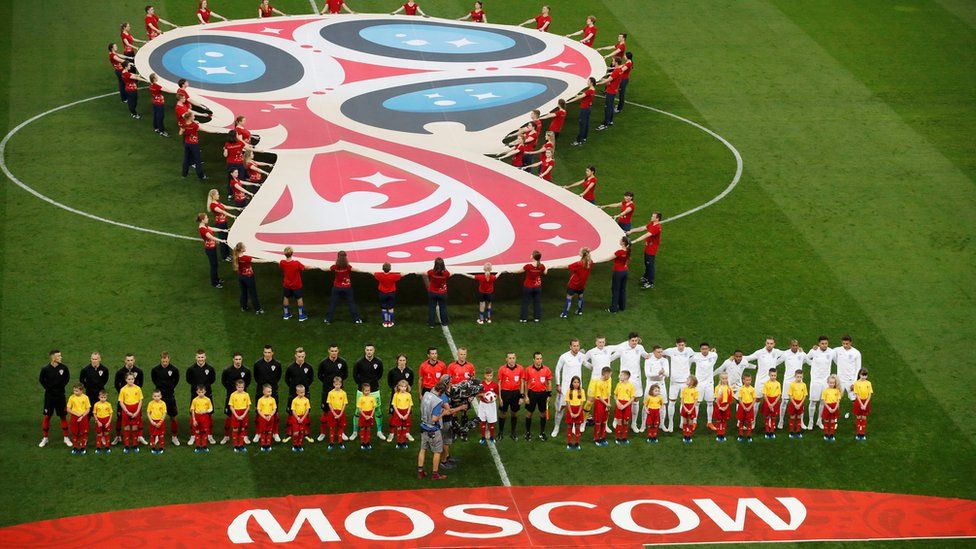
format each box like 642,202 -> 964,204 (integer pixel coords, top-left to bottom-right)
2,485 -> 974,547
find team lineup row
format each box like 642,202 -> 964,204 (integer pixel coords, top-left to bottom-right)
36,333 -> 874,456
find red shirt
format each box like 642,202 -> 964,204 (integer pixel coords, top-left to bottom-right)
526,365 -> 552,392
619,200 -> 634,224
448,361 -> 476,384
259,4 -> 274,17
581,175 -> 597,202
374,272 -> 401,293
512,142 -> 530,167
247,161 -> 262,182
531,119 -> 543,137
613,249 -> 630,271
539,157 -> 555,181
480,380 -> 499,403
209,201 -> 227,224
238,255 -> 255,277
581,24 -> 597,47
403,2 -> 419,15
149,83 -> 165,105
567,260 -> 592,291
231,178 -> 247,202
175,103 -> 190,122
236,126 -> 251,143
535,15 -> 551,31
121,71 -> 138,92
121,31 -> 136,54
522,263 -> 546,288
199,226 -> 215,249
145,14 -> 160,38
326,0 -> 345,13
498,365 -> 524,392
224,141 -> 245,164
182,121 -> 200,144
330,264 -> 352,288
614,41 -> 626,58
419,360 -> 446,389
644,222 -> 662,256
474,273 -> 496,294
177,88 -> 190,102
548,108 -> 566,133
606,66 -> 625,95
470,9 -> 485,22
622,59 -> 633,80
109,52 -> 122,71
427,269 -> 449,294
280,259 -> 305,289
580,88 -> 595,109
197,8 -> 211,23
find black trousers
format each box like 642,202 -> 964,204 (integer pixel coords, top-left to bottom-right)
326,287 -> 361,322
183,143 -> 205,178
205,247 -> 219,286
152,104 -> 165,132
428,292 -> 448,326
576,107 -> 591,142
520,287 -> 541,321
239,275 -> 261,310
126,90 -> 138,115
602,93 -> 616,126
617,79 -> 630,111
642,254 -> 656,285
610,270 -> 628,312
114,70 -> 126,101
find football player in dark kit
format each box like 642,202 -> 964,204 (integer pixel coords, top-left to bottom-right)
316,344 -> 349,441
285,347 -> 314,414
38,350 -> 71,448
185,349 -> 217,444
252,345 -> 282,443
79,351 -> 109,417
220,352 -> 252,445
352,343 -> 385,441
113,353 -> 145,445
150,351 -> 181,446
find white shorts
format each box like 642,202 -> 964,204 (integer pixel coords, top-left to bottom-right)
668,381 -> 685,402
840,380 -> 856,400
809,379 -> 828,402
646,380 -> 668,403
698,381 -> 714,403
477,400 -> 497,423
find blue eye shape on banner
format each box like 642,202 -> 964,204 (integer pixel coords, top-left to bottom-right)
341,76 -> 567,134
147,35 -> 304,93
321,20 -> 547,62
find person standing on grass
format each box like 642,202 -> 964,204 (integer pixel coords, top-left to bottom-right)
120,22 -> 144,59
679,376 -> 699,444
38,350 -> 71,448
387,355 -> 416,443
663,338 -> 694,432
146,74 -> 169,137
112,354 -> 146,446
570,77 -> 597,146
325,251 -> 363,324
596,57 -> 625,131
644,345 -> 670,433
541,100 -> 567,138
373,263 -> 402,328
259,0 -> 287,17
418,348 -> 446,400
613,370 -> 635,444
391,0 -> 427,17
628,211 -> 662,289
690,342 -> 719,426
224,133 -> 248,193
118,373 -> 145,453
820,375 -> 840,441
322,0 -> 356,15
256,384 -> 278,452
457,1 -> 485,22
185,349 -> 217,445
566,15 -> 597,47
597,33 -> 626,62
523,352 -> 552,441
418,380 -> 448,480
220,353 -> 252,445
497,352 -> 525,441
245,150 -> 271,184
197,213 -> 225,288
521,148 -> 556,181
279,247 -> 307,321
285,347 -> 314,419
322,377 -> 348,450
786,369 -> 808,439
228,379 -> 252,452
563,165 -> 598,203
120,62 -> 141,119
587,366 -> 612,445
288,386 -> 311,451
108,44 -> 129,103
150,351 -> 181,447
144,6 -> 177,41
181,112 -> 207,180
834,335 -> 862,417
232,243 -> 264,314
561,248 -> 593,318
352,344 -> 385,441
427,257 -> 451,327
79,352 -> 109,421
851,368 -> 872,441
778,340 -> 807,428
92,391 -> 113,453
190,385 -> 214,452
551,338 -> 588,437
387,381 -> 414,448
616,52 -> 634,113
317,345 -> 348,441
252,345 -> 282,443
146,390 -> 168,454
473,263 -> 497,324
207,189 -> 237,261
197,1 -> 229,24
519,250 -> 546,323
177,79 -> 213,122
448,347 -> 476,385
601,191 -> 635,231
519,5 -> 551,32
613,333 -> 649,432
608,237 -> 631,313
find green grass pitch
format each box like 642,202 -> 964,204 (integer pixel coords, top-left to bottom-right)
0,1 -> 973,546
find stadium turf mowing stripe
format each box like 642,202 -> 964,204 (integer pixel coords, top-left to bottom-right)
0,1 -> 973,542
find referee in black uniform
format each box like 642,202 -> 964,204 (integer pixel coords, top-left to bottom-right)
150,351 -> 181,446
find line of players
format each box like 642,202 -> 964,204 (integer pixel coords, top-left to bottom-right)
37,333 -> 874,456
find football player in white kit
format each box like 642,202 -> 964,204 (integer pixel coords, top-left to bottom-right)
804,336 -> 836,429
584,336 -> 616,434
613,332 -> 650,432
551,338 -> 589,437
744,338 -> 783,428
714,350 -> 755,393
662,338 -> 695,432
690,342 -> 718,428
778,339 -> 807,428
834,335 -> 862,418
643,346 -> 670,432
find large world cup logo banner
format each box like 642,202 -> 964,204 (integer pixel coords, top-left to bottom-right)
136,15 -> 622,272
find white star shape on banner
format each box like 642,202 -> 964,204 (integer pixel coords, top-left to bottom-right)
351,171 -> 405,187
197,66 -> 234,75
268,103 -> 297,110
260,27 -> 282,34
446,38 -> 477,48
471,92 -> 500,100
539,235 -> 575,247
550,61 -> 574,69
424,93 -> 443,98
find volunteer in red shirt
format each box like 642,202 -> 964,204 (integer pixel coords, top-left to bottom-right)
457,1 -> 486,23
179,112 -> 207,180
207,188 -> 239,261
233,242 -> 264,314
497,353 -> 525,440
279,246 -> 307,321
244,149 -> 272,184
322,0 -> 355,14
616,51 -> 634,113
609,236 -> 632,313
597,56 -> 625,130
120,22 -> 144,58
426,258 -> 450,326
197,213 -> 225,288
448,347 -> 476,384
391,0 -> 426,16
325,251 -> 363,324
148,73 -> 169,137
175,94 -> 191,126
176,79 -> 212,122
524,148 -> 555,181
561,248 -> 592,318
570,77 -> 596,146
563,165 -> 597,203
120,62 -> 141,119
630,211 -> 663,290
144,6 -> 177,41
519,5 -> 551,32
418,348 -> 446,398
566,16 -> 597,47
223,130 -> 248,195
541,99 -> 567,137
108,44 -> 129,103
598,33 -> 627,61
601,190 -> 635,231
197,1 -> 229,24
467,262 -> 497,324
373,262 -> 402,328
229,168 -> 259,208
497,135 -> 531,168
235,115 -> 260,146
259,0 -> 287,18
519,251 -> 546,323
524,352 -> 553,440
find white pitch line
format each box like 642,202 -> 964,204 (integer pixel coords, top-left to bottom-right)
0,91 -> 196,241
307,0 -> 319,14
